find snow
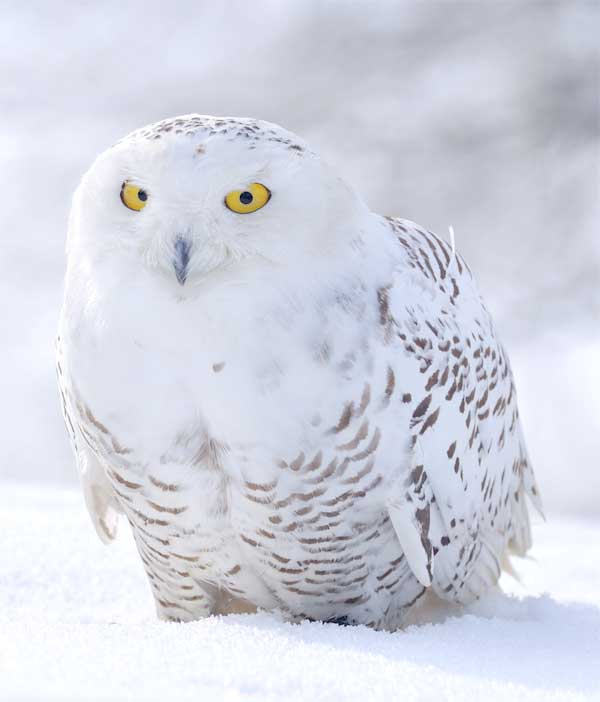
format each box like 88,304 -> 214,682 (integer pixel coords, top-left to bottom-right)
2,484 -> 599,701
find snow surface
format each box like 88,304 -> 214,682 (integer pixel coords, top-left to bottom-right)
1,484 -> 599,701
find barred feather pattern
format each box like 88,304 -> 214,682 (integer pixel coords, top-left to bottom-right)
58,214 -> 541,630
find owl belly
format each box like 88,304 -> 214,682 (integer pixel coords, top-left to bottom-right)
66,284 -> 424,626
139,369 -> 423,627
111,440 -> 423,629
232,487 -> 423,627
72,343 -> 422,628
221,424 -> 423,627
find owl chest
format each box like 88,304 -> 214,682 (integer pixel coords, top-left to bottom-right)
67,316 -> 385,475
70,344 -> 421,623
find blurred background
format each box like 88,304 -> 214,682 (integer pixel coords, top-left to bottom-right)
1,0 -> 598,515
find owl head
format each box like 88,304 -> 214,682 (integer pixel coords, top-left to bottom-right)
68,115 -> 371,291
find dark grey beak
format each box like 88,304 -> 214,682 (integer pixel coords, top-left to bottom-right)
173,237 -> 192,285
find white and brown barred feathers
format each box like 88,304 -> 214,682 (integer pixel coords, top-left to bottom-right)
58,116 -> 542,630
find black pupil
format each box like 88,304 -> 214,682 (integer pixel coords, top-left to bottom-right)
239,191 -> 253,205
138,190 -> 148,202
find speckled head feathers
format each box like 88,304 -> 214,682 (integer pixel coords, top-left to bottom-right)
119,114 -> 311,155
69,114 -> 370,288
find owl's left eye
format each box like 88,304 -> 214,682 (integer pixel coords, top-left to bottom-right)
224,183 -> 271,214
120,182 -> 149,211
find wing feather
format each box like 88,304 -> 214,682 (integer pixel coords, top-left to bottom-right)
57,337 -> 121,544
383,219 -> 542,602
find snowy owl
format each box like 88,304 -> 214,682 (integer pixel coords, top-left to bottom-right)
57,115 -> 542,629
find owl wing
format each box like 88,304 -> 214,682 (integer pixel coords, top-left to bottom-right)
77,443 -> 122,544
57,337 -> 122,544
382,220 -> 543,601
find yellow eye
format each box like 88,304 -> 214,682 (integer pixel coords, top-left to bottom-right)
224,183 -> 271,214
120,182 -> 149,211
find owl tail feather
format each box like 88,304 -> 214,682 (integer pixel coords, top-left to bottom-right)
501,552 -> 522,582
79,449 -> 122,544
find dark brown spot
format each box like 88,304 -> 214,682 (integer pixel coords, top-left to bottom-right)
245,478 -> 278,492
338,421 -> 369,451
425,370 -> 439,391
290,452 -> 305,472
356,383 -> 371,417
146,500 -> 188,515
304,451 -> 323,473
342,458 -> 375,485
132,509 -> 170,527
84,406 -> 109,435
169,552 -> 199,562
110,436 -> 132,455
349,428 -> 381,461
110,470 -> 142,490
411,394 -> 432,421
329,402 -> 354,434
382,366 -> 395,408
420,407 -> 440,435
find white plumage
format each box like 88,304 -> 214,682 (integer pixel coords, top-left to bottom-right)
57,115 -> 542,629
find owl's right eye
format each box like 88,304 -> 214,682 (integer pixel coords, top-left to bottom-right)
120,182 -> 149,211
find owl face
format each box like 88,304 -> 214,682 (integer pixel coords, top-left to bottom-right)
69,116 -> 367,290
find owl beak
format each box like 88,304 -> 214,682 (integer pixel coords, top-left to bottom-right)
173,237 -> 192,285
